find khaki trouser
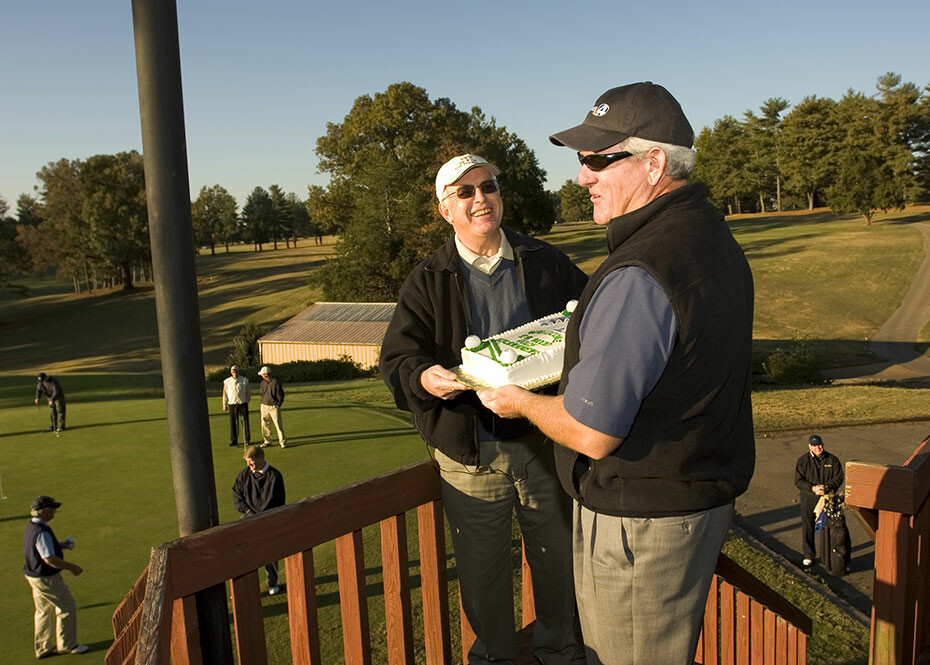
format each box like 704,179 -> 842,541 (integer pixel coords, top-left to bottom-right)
260,403 -> 286,445
25,573 -> 78,657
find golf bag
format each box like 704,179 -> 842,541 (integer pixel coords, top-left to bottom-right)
819,493 -> 851,576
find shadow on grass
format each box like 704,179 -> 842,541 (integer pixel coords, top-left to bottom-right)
281,428 -> 415,447
0,513 -> 31,523
0,417 -> 170,439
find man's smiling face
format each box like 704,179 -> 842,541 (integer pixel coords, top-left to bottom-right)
438,166 -> 502,252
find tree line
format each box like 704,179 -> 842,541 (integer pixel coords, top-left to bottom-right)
0,153 -> 321,294
692,72 -> 930,223
3,74 -> 929,299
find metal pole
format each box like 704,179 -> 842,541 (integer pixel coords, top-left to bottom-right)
130,1 -> 232,661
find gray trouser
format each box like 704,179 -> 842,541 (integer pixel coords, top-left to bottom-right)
573,501 -> 733,665
435,435 -> 575,665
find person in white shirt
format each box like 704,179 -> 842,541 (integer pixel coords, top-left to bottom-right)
222,365 -> 251,447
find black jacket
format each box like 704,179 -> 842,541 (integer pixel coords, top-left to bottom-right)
36,376 -> 64,401
557,182 -> 755,516
380,226 -> 587,465
233,465 -> 286,515
260,376 -> 285,406
795,451 -> 844,496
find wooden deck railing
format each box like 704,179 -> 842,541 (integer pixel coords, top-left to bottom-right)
106,460 -> 812,665
846,434 -> 930,665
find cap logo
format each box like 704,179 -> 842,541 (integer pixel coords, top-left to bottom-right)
590,103 -> 610,117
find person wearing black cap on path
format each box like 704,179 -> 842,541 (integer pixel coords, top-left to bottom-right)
794,434 -> 844,567
34,372 -> 66,432
23,495 -> 88,658
479,83 -> 755,665
380,154 -> 587,665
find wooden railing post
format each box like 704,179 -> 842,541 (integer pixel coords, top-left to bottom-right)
285,549 -> 321,665
381,515 -> 415,665
229,570 -> 268,665
170,596 -> 202,665
418,499 -> 452,665
872,510 -> 914,665
336,530 -> 372,664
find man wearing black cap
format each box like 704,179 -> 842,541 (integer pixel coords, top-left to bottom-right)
795,434 -> 844,566
479,83 -> 754,665
23,496 -> 88,658
34,372 -> 66,432
381,154 -> 587,665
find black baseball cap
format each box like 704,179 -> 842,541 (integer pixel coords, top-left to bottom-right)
550,82 -> 694,151
32,495 -> 62,511
809,435 -> 823,446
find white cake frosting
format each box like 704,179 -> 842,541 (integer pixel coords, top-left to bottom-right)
459,301 -> 577,389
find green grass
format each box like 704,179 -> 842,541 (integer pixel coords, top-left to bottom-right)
753,383 -> 930,429
0,375 -> 431,664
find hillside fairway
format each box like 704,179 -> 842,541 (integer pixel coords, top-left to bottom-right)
0,375 -> 426,663
3,207 -> 930,375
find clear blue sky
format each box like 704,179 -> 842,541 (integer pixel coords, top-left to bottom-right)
2,0 -> 928,210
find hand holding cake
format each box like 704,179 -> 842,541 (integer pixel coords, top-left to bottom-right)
419,363 -> 469,400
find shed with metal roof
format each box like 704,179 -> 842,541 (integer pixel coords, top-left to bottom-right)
258,302 -> 395,369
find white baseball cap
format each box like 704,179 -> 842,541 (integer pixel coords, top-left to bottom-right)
259,366 -> 270,375
435,154 -> 500,200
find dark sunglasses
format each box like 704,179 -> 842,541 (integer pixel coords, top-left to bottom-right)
443,179 -> 500,201
577,151 -> 634,171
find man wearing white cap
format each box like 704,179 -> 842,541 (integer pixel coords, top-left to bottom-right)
258,366 -> 287,448
380,154 -> 587,664
479,84 -> 755,665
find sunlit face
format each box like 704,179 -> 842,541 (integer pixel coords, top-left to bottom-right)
230,368 -> 239,378
577,144 -> 652,224
809,444 -> 824,457
438,167 -> 503,251
245,455 -> 263,471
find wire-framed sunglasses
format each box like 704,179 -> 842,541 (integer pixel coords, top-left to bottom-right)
577,151 -> 634,171
442,179 -> 500,201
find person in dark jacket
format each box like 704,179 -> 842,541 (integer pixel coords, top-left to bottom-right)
794,434 -> 844,566
233,445 -> 286,594
34,372 -> 66,432
258,366 -> 287,448
480,83 -> 754,665
380,154 -> 587,665
23,495 -> 88,658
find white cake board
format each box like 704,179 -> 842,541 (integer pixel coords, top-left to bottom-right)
450,366 -> 560,391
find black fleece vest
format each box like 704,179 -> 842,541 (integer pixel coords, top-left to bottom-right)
556,182 -> 755,516
24,521 -> 62,577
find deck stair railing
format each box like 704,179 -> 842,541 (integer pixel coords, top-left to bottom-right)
846,434 -> 930,665
105,460 -> 812,665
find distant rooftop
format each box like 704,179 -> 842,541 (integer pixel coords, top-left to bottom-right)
259,302 -> 396,345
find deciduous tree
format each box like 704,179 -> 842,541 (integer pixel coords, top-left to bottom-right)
191,184 -> 238,254
311,82 -> 552,300
559,179 -> 593,222
80,151 -> 149,289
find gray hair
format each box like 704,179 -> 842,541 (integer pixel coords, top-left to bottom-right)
621,137 -> 695,180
